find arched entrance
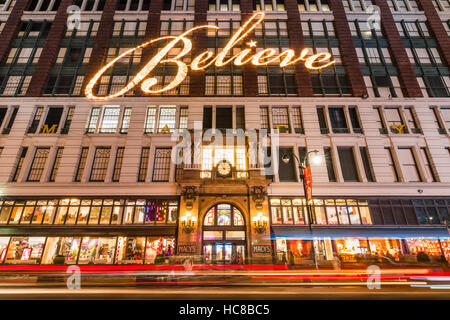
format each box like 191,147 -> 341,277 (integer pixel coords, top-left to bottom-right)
202,203 -> 246,264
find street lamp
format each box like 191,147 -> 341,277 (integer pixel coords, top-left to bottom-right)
282,150 -> 321,268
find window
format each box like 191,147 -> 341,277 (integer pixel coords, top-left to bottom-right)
349,107 -> 362,133
324,147 -> 336,182
200,146 -> 247,179
404,107 -> 421,134
385,147 -> 399,182
41,107 -> 63,133
360,147 -> 374,182
49,147 -> 64,182
384,108 -> 407,134
270,198 -> 307,225
99,106 -> 120,133
329,107 -> 349,134
413,199 -> 449,225
179,107 -> 188,130
216,107 -> 233,131
112,147 -> 125,182
398,147 -> 421,182
278,147 -> 297,182
27,148 -> 50,182
90,147 -> 111,182
317,107 -> 328,134
86,107 -> 100,133
157,106 -> 176,133
28,107 -> 44,134
61,107 -> 74,134
120,108 -> 132,134
138,147 -> 150,182
2,106 -> 18,134
272,107 -> 290,134
152,148 -> 172,182
291,107 -> 303,134
419,147 -> 437,182
440,108 -> 450,132
260,106 -> 269,131
74,147 -> 89,182
236,106 -> 245,130
337,147 -> 360,182
144,107 -> 157,133
12,147 -> 28,182
0,107 -> 7,129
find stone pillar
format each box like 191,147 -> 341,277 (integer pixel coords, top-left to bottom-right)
285,0 -> 313,96
372,0 -> 423,97
26,0 -> 75,96
329,0 -> 368,97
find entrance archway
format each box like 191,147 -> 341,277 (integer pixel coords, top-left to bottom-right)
202,203 -> 246,264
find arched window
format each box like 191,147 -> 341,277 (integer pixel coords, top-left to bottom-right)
203,204 -> 245,226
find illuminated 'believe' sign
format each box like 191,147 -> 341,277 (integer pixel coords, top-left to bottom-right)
85,12 -> 335,100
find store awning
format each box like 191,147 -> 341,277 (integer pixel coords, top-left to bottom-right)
271,226 -> 450,239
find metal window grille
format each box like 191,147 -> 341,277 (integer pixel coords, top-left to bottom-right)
138,147 -> 150,182
27,107 -> 44,134
90,147 -> 111,182
157,106 -> 176,133
271,107 -> 290,133
86,107 -> 100,133
291,107 -> 303,133
178,107 -> 188,129
112,147 -> 125,182
152,148 -> 172,182
120,107 -> 132,133
144,107 -> 156,133
49,147 -> 64,182
74,147 -> 89,182
260,107 -> 269,130
61,107 -> 74,134
99,106 -> 120,133
27,147 -> 50,182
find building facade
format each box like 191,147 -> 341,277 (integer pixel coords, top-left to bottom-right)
0,0 -> 449,266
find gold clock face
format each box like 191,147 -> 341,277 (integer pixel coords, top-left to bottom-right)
217,161 -> 232,177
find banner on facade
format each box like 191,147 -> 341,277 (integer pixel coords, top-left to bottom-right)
304,165 -> 312,204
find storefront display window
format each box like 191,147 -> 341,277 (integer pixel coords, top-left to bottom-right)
440,239 -> 450,261
406,238 -> 444,262
5,237 -> 46,264
42,237 -> 81,265
275,238 -> 313,264
368,238 -> 403,261
0,237 -> 10,263
270,198 -> 307,225
78,237 -> 116,264
115,236 -> 146,264
335,238 -> 369,262
144,237 -> 175,264
0,198 -> 178,225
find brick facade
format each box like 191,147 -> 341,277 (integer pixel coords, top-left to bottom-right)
188,0 -> 208,97
26,0 -> 75,96
329,0 -> 368,97
373,0 -> 423,97
82,0 -> 119,95
0,0 -> 32,65
417,0 -> 450,67
241,0 -> 258,97
285,0 -> 313,97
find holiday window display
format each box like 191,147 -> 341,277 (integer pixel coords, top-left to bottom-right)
406,238 -> 444,262
144,237 -> 176,264
0,237 -> 9,263
335,238 -> 369,262
78,237 -> 116,264
41,237 -> 81,264
115,237 -> 146,264
440,239 -> 450,261
5,237 -> 45,264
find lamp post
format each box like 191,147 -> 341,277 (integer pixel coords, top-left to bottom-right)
282,150 -> 321,269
